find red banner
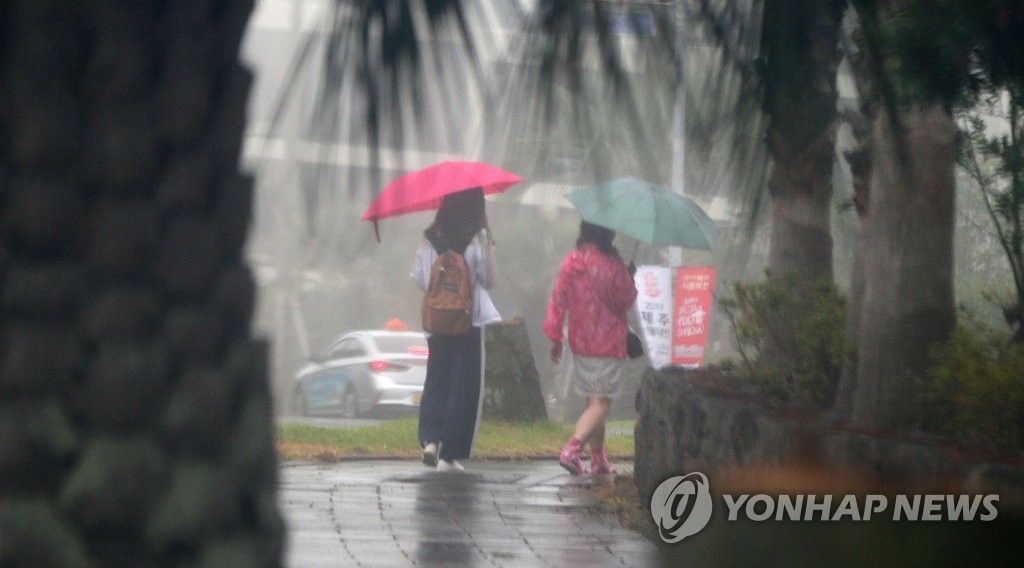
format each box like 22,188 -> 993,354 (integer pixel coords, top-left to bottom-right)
672,266 -> 716,367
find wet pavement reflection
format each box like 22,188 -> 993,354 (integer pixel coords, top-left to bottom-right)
279,460 -> 663,567
413,474 -> 478,566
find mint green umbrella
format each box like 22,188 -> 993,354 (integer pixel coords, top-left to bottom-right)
566,177 -> 718,251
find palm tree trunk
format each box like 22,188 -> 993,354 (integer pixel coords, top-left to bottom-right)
756,0 -> 845,380
0,2 -> 283,565
850,104 -> 957,430
762,0 -> 847,284
767,136 -> 837,282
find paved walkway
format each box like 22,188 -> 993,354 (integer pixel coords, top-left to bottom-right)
279,459 -> 665,567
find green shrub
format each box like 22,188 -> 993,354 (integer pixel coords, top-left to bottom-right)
718,271 -> 847,408
918,318 -> 1024,452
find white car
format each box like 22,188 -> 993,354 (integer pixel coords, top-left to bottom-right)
291,330 -> 429,418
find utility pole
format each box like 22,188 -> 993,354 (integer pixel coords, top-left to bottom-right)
669,0 -> 686,267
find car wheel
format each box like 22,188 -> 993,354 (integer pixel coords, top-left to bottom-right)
340,386 -> 358,419
291,385 -> 308,416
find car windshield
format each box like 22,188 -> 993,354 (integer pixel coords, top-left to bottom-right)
374,335 -> 428,355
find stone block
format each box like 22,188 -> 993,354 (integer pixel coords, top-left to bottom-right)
483,322 -> 547,422
636,368 -> 1024,503
635,369 -> 810,498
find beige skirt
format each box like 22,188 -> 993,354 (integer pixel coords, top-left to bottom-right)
570,353 -> 625,399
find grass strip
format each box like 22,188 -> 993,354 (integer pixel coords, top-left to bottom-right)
277,418 -> 634,462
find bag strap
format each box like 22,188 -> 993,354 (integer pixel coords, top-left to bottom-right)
580,256 -> 614,313
581,255 -> 637,332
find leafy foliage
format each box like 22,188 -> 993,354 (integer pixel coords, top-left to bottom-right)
718,271 -> 847,407
853,0 -> 1024,109
957,79 -> 1024,342
917,315 -> 1024,452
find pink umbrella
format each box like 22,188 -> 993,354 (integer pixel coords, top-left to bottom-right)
362,161 -> 524,240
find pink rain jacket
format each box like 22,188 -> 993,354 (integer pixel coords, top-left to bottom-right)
543,243 -> 638,358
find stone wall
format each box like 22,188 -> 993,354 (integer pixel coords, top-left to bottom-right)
635,369 -> 1024,507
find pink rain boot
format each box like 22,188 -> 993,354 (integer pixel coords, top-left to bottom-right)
559,438 -> 584,476
588,448 -> 616,475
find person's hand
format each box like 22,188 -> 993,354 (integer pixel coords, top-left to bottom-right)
549,340 -> 563,364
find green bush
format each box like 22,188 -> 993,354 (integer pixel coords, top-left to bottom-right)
918,318 -> 1024,452
718,271 -> 847,408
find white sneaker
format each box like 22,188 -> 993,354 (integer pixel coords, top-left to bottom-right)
422,442 -> 439,467
436,459 -> 465,472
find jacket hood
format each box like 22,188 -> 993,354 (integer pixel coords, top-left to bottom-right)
567,248 -> 588,273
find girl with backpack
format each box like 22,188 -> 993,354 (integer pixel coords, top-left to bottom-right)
410,188 -> 500,471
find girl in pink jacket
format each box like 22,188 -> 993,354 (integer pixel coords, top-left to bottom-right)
543,221 -> 637,475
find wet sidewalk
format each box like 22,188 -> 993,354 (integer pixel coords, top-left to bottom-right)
279,459 -> 664,567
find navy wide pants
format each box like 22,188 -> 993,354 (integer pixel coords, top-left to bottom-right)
419,326 -> 482,462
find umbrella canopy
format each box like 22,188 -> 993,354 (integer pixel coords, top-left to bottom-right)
566,177 -> 718,251
362,161 -> 523,236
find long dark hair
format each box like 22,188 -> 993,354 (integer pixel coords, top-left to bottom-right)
425,187 -> 489,253
576,221 -> 617,255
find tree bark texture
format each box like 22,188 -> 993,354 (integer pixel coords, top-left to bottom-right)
0,1 -> 283,566
851,105 -> 957,431
831,124 -> 873,422
762,0 -> 846,284
832,228 -> 866,420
